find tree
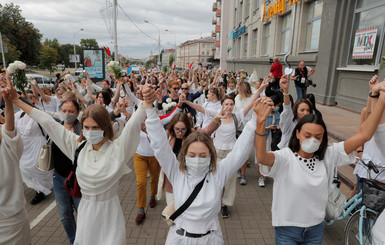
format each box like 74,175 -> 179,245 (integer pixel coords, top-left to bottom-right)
1,37 -> 22,66
80,39 -> 99,49
169,54 -> 175,66
39,46 -> 58,69
0,3 -> 42,64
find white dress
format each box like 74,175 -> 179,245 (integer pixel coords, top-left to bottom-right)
29,105 -> 146,245
15,111 -> 52,195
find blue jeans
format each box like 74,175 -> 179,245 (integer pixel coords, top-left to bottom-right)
295,86 -> 307,99
275,222 -> 325,245
53,172 -> 81,244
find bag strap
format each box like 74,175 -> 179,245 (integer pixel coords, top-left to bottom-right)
73,141 -> 87,171
169,174 -> 207,221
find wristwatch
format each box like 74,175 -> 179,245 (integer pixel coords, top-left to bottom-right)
369,92 -> 380,98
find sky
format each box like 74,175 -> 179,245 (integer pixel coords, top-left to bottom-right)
6,0 -> 214,59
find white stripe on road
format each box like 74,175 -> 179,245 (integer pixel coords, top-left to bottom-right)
29,200 -> 57,229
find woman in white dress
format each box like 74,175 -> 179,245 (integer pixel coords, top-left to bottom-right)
10,82 -> 148,245
142,85 -> 257,245
254,84 -> 385,244
15,92 -> 53,204
0,79 -> 31,245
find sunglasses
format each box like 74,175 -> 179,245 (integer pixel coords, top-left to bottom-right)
174,127 -> 187,133
181,87 -> 189,90
172,87 -> 180,91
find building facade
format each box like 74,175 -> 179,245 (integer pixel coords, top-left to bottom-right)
176,37 -> 215,69
212,0 -> 231,70
226,0 -> 385,112
161,49 -> 175,69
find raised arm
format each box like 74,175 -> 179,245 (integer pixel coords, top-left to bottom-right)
31,79 -> 51,102
243,77 -> 269,116
279,75 -> 290,106
254,96 -> 276,167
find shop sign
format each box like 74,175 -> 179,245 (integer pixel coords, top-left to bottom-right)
352,26 -> 378,60
262,0 -> 302,22
232,25 -> 246,39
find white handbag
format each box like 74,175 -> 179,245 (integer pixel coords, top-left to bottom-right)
36,139 -> 54,171
323,162 -> 346,221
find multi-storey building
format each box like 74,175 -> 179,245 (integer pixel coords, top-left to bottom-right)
212,0 -> 231,70
176,37 -> 215,69
161,49 -> 175,69
226,0 -> 385,111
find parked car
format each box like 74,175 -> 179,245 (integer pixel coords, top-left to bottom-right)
57,64 -> 65,70
75,68 -> 84,76
25,74 -> 54,90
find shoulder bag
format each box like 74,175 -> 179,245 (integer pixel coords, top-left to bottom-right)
162,174 -> 207,226
35,119 -> 53,172
63,141 -> 87,198
323,162 -> 346,221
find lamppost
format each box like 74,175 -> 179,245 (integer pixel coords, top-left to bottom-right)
144,20 -> 161,69
73,28 -> 84,70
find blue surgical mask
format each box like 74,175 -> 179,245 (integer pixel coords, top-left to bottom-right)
82,130 -> 104,144
274,107 -> 279,112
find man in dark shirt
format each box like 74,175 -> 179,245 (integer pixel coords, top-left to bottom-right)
290,60 -> 315,99
267,57 -> 282,97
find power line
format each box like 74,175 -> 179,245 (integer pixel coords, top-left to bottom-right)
117,4 -> 158,42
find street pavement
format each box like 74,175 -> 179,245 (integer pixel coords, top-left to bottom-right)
25,103 -> 361,245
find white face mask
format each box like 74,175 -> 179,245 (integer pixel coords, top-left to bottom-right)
185,157 -> 211,176
82,130 -> 104,145
62,113 -> 77,124
301,138 -> 321,154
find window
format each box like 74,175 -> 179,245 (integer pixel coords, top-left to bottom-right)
238,37 -> 242,58
234,8 -> 238,28
246,0 -> 250,17
253,29 -> 258,56
264,23 -> 270,55
244,34 -> 248,57
281,14 -> 291,53
202,52 -> 205,56
305,0 -> 323,51
207,51 -> 209,55
255,0 -> 260,9
239,2 -> 243,24
347,1 -> 385,66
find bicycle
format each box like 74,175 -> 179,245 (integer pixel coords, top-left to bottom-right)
327,158 -> 385,245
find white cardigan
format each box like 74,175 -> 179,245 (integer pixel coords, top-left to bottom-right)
278,103 -> 297,149
0,127 -> 25,218
29,105 -> 146,195
145,107 -> 256,234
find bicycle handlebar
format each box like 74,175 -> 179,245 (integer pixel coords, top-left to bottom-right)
356,157 -> 380,174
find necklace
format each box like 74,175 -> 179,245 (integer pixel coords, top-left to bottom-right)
294,153 -> 318,171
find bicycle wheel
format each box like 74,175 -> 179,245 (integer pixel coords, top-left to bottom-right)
345,210 -> 378,245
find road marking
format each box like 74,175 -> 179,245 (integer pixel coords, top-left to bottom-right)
30,200 -> 56,229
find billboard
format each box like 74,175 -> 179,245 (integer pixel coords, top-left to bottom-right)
69,54 -> 80,63
82,49 -> 105,80
352,26 -> 378,60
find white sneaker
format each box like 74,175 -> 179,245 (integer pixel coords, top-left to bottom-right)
258,178 -> 265,187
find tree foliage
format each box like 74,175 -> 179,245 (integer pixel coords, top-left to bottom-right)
0,3 -> 42,65
1,37 -> 22,66
80,39 -> 99,49
39,46 -> 58,69
169,54 -> 175,66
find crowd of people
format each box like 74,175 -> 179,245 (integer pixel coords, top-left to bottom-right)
0,58 -> 385,245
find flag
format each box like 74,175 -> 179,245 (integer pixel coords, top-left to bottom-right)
189,61 -> 194,69
104,46 -> 112,57
174,64 -> 176,69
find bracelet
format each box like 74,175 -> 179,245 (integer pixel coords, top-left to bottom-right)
255,131 -> 266,137
283,92 -> 289,96
369,92 -> 380,98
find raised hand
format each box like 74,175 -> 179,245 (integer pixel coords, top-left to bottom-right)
279,75 -> 289,93
179,93 -> 186,103
31,79 -> 38,87
253,96 -> 275,123
142,84 -> 156,108
369,75 -> 379,92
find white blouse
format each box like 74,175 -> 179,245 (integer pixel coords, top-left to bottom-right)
145,107 -> 256,234
261,142 -> 355,227
0,127 -> 25,218
29,105 -> 146,195
278,103 -> 297,149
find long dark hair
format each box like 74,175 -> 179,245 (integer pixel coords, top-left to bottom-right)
167,112 -> 192,139
305,93 -> 323,120
288,114 -> 328,160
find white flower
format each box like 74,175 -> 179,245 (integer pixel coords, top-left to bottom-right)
7,63 -> 17,74
64,74 -> 73,81
162,103 -> 167,109
166,98 -> 172,103
170,102 -> 176,107
14,61 -> 26,70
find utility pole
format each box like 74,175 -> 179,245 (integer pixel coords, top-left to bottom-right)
0,32 -> 6,68
113,0 -> 118,62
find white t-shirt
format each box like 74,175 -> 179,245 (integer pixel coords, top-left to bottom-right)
39,96 -> 60,112
261,142 -> 355,227
354,137 -> 385,180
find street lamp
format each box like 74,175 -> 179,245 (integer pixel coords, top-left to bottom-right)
73,28 -> 84,70
144,20 -> 161,69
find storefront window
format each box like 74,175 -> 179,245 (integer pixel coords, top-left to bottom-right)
305,0 -> 323,51
281,14 -> 291,53
347,1 -> 385,66
264,23 -> 270,55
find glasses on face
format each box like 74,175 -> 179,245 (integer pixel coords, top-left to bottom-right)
174,127 -> 187,133
181,87 -> 189,90
172,87 -> 180,91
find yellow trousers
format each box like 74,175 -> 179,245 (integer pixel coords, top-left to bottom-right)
134,153 -> 160,208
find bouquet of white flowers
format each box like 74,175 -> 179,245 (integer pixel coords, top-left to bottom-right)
162,98 -> 177,115
7,61 -> 28,93
107,61 -> 122,79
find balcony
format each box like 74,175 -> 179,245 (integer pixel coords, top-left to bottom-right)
215,25 -> 221,32
216,9 -> 221,17
212,18 -> 217,25
214,40 -> 220,47
212,2 -> 217,12
211,31 -> 216,37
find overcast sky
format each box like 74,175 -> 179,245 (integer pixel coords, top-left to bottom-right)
8,0 -> 213,58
